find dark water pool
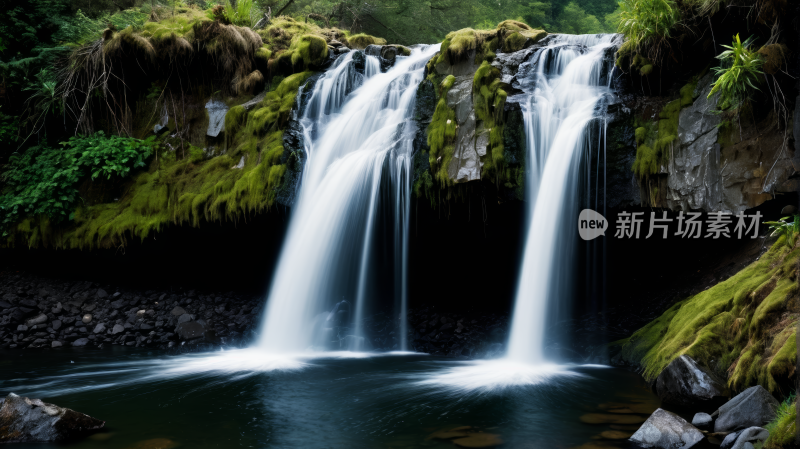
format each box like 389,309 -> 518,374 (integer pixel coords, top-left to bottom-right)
1,348 -> 660,449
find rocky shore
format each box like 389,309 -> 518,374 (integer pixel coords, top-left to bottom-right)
0,271 -> 510,356
0,272 -> 262,351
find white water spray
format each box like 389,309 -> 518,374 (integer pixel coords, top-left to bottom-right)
257,46 -> 439,353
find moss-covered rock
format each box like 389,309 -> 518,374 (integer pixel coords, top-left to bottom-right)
615,237 -> 799,394
472,61 -> 507,184
347,33 -> 387,49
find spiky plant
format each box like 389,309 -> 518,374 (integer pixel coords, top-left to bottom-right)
708,34 -> 764,111
764,215 -> 799,247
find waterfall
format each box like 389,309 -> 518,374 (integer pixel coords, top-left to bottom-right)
507,34 -> 620,363
257,45 -> 440,353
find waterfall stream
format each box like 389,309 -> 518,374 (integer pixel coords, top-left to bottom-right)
257,45 -> 440,353
507,34 -> 620,364
420,34 -> 620,391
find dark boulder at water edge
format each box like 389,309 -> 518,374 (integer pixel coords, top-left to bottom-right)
0,393 -> 104,443
712,386 -> 779,433
655,355 -> 729,408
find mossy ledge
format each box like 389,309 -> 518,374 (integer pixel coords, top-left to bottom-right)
615,237 -> 799,394
3,72 -> 312,251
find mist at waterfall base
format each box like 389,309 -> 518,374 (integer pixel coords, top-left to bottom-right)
420,34 -> 622,391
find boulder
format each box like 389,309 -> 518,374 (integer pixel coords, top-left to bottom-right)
71,338 -> 89,347
19,299 -> 38,308
93,323 -> 106,334
629,408 -> 704,448
691,412 -> 713,430
722,427 -> 769,449
380,45 -> 397,61
52,320 -> 62,331
81,314 -> 92,324
0,393 -> 104,443
171,306 -> 186,317
95,289 -> 108,299
176,313 -> 194,325
110,299 -> 126,310
655,355 -> 729,407
720,427 -> 770,449
51,341 -> 62,348
111,324 -> 125,335
714,386 -> 779,432
175,321 -> 206,340
25,314 -> 48,327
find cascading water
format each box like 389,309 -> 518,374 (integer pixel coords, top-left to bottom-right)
419,34 -> 620,391
257,45 -> 440,353
506,34 -> 620,364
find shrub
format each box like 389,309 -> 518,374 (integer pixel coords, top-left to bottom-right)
616,0 -> 680,63
708,34 -> 764,112
0,132 -> 156,233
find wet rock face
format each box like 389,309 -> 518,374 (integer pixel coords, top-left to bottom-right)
655,355 -> 729,408
0,393 -> 104,443
629,408 -> 704,448
663,73 -> 796,212
446,74 -> 485,183
713,385 -> 779,433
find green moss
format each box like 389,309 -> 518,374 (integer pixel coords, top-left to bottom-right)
632,76 -> 698,178
347,33 -> 387,49
473,61 -> 507,184
617,239 -> 799,394
496,20 -> 532,32
427,75 -> 458,187
289,34 -> 329,70
502,29 -> 547,53
436,28 -> 498,66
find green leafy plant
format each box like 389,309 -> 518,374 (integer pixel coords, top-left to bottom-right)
0,132 -> 156,234
708,34 -> 764,111
66,132 -> 156,180
616,0 -> 680,63
764,215 -> 799,247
